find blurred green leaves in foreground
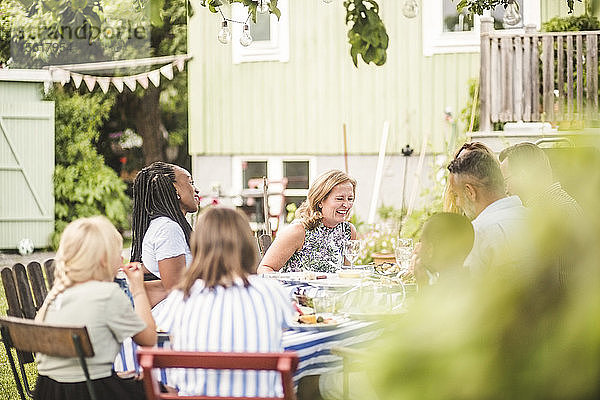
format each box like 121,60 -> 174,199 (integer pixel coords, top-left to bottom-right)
362,149 -> 600,399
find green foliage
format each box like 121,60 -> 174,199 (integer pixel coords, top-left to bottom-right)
50,88 -> 130,248
455,0 -> 582,15
200,0 -> 281,23
543,14 -> 600,32
344,0 -> 388,67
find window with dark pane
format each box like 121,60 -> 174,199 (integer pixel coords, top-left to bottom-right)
285,196 -> 306,212
242,161 -> 267,189
443,0 -> 474,32
249,12 -> 271,42
283,161 -> 309,189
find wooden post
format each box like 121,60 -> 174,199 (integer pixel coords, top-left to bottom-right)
479,16 -> 494,132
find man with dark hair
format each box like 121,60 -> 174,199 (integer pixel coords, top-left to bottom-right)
499,142 -> 583,217
447,142 -> 528,272
499,142 -> 583,286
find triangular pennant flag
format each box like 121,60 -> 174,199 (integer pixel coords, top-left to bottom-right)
174,57 -> 185,72
124,76 -> 137,92
148,69 -> 161,87
136,74 -> 149,89
83,75 -> 97,91
51,68 -> 70,86
97,77 -> 110,93
71,73 -> 83,88
112,77 -> 124,93
159,64 -> 174,80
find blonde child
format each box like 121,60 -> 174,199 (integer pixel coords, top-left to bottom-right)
34,216 -> 156,400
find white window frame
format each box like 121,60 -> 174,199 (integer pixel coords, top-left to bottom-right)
231,0 -> 290,64
422,0 -> 541,56
232,156 -> 316,229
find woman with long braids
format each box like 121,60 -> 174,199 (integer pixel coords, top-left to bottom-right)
34,216 -> 156,400
130,162 -> 200,310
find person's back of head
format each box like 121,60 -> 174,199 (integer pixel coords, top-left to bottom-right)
420,212 -> 474,274
499,142 -> 553,200
37,216 -> 122,321
181,207 -> 257,296
447,143 -> 506,218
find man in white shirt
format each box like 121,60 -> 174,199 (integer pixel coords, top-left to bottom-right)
447,142 -> 529,272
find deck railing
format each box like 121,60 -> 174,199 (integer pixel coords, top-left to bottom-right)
479,16 -> 600,131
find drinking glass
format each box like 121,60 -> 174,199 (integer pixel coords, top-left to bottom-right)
393,237 -> 414,275
343,240 -> 361,269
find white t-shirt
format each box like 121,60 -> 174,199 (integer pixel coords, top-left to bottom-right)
154,276 -> 295,398
142,216 -> 192,278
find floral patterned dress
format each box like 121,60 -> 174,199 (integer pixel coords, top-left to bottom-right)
282,221 -> 352,273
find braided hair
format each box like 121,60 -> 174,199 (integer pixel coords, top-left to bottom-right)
36,216 -> 121,322
130,162 -> 193,262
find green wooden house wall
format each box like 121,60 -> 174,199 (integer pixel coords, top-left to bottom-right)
188,0 -> 479,156
0,79 -> 55,249
187,0 -> 592,157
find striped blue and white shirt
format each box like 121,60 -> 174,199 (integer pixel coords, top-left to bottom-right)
154,275 -> 295,398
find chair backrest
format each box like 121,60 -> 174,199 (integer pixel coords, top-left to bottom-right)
0,316 -> 94,358
137,348 -> 298,400
0,316 -> 95,400
1,259 -> 55,320
258,234 -> 273,258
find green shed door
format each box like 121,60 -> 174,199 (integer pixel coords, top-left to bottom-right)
0,101 -> 55,249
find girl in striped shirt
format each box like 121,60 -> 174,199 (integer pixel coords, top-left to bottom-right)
155,207 -> 294,397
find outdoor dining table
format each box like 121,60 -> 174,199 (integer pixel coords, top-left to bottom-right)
114,275 -> 390,385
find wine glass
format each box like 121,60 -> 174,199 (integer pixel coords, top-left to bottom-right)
343,240 -> 361,269
393,237 -> 414,275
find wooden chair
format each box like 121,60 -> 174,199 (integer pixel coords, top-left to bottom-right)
258,234 -> 273,259
0,316 -> 96,400
137,348 -> 298,400
0,260 -> 55,398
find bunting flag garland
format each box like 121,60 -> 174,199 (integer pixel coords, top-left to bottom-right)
123,76 -> 137,92
112,77 -> 124,93
148,69 -> 161,87
136,74 -> 149,89
83,75 -> 97,91
71,73 -> 83,88
44,54 -> 190,94
97,77 -> 110,93
159,64 -> 174,80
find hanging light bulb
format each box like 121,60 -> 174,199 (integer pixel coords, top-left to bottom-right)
503,0 -> 521,27
240,24 -> 253,47
217,20 -> 232,44
402,0 -> 419,18
257,0 -> 270,13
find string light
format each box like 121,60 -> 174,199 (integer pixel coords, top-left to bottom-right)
240,24 -> 253,46
216,5 -> 254,47
503,0 -> 521,27
217,20 -> 231,44
402,0 -> 419,18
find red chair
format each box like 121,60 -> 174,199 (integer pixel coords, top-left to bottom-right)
137,348 -> 298,400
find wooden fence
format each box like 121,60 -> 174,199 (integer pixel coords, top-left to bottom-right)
479,16 -> 600,131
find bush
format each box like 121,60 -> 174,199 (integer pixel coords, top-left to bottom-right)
50,89 -> 130,248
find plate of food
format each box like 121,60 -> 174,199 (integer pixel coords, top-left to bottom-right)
288,315 -> 348,331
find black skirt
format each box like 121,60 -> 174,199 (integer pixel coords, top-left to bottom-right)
34,372 -> 145,400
